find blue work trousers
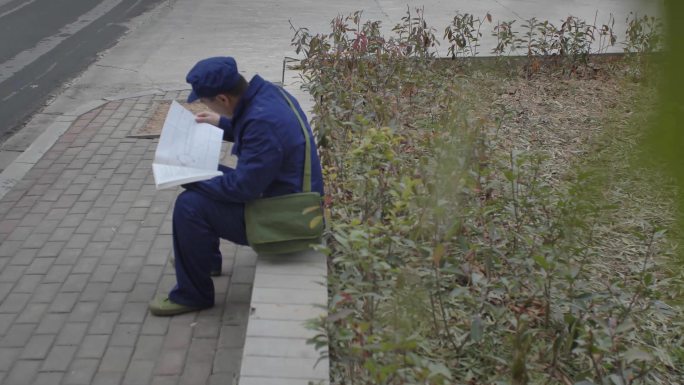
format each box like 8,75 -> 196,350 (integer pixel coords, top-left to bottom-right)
168,190 -> 248,308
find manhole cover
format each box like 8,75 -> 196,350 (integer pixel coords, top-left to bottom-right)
128,101 -> 209,138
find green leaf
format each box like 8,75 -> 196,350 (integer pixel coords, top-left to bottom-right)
624,348 -> 654,363
643,272 -> 654,285
326,308 -> 354,322
615,319 -> 635,334
470,315 -> 483,342
532,254 -> 551,270
574,292 -> 593,301
449,287 -> 468,298
609,374 -> 625,385
427,362 -> 452,380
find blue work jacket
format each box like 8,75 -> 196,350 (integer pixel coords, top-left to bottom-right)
184,75 -> 324,203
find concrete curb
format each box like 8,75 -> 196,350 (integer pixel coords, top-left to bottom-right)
239,251 -> 329,385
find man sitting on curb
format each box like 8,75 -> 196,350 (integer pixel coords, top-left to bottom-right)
148,56 -> 324,316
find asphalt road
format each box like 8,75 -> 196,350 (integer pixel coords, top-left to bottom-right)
0,0 -> 165,143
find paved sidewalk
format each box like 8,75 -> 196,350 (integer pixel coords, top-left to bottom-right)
0,91 -> 258,385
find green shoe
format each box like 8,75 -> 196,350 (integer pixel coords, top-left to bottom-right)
148,297 -> 205,316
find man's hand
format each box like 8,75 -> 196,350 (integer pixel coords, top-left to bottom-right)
195,111 -> 220,127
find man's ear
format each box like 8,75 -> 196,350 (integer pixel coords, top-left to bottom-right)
215,94 -> 229,104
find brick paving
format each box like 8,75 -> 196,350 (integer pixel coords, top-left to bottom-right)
0,91 -> 256,385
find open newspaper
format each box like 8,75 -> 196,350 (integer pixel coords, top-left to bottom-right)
152,101 -> 223,189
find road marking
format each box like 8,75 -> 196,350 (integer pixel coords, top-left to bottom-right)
1,90 -> 16,101
0,0 -> 123,84
0,0 -> 38,19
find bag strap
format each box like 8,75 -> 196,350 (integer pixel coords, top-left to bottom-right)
278,88 -> 312,193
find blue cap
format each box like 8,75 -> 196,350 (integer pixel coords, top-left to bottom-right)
186,56 -> 240,103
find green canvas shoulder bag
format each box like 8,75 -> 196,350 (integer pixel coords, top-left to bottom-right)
244,89 -> 324,254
